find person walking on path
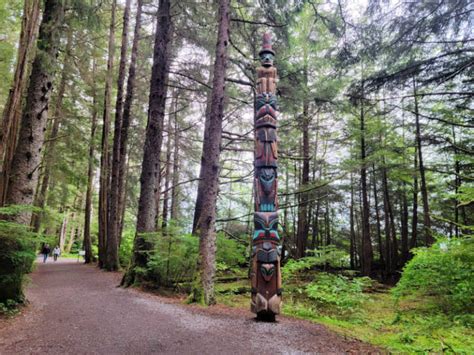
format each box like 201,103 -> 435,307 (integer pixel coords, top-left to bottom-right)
53,246 -> 60,261
41,244 -> 51,263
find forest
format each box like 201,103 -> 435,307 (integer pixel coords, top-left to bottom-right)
0,0 -> 473,353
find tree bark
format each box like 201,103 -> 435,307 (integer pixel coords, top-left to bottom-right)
170,92 -> 180,221
413,77 -> 434,246
3,0 -> 64,225
123,0 -> 172,286
452,126 -> 460,238
191,0 -> 230,305
59,212 -> 68,252
372,165 -> 384,268
83,59 -> 99,264
410,146 -> 419,249
116,0 -> 143,246
381,164 -> 398,274
0,0 -> 41,206
192,56 -> 215,235
296,66 -> 310,258
400,183 -> 409,264
359,81 -> 373,276
350,173 -> 357,269
31,28 -> 72,232
161,105 -> 173,229
106,0 -> 132,271
98,0 -> 117,268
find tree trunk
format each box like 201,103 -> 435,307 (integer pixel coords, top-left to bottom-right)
296,67 -> 310,258
98,0 -> 117,268
161,105 -> 173,229
325,200 -> 331,246
310,201 -> 320,250
400,183 -> 409,264
116,0 -> 143,246
191,0 -> 230,305
372,165 -> 384,267
31,28 -> 72,232
0,0 -> 41,206
123,0 -> 172,286
350,173 -> 357,269
59,213 -> 68,252
106,0 -> 132,271
410,146 -> 419,249
65,212 -> 76,253
413,77 -> 433,246
359,81 -> 373,276
192,56 -> 215,235
3,0 -> 64,225
170,92 -> 180,221
382,165 -> 397,274
452,126 -> 460,238
83,59 -> 99,264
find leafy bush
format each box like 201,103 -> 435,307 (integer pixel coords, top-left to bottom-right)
0,207 -> 37,303
393,237 -> 474,316
146,230 -> 199,286
145,229 -> 247,287
305,272 -> 372,312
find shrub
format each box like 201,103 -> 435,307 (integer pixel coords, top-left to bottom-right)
393,237 -> 474,316
0,211 -> 37,303
144,229 -> 247,287
305,272 -> 372,312
146,231 -> 199,286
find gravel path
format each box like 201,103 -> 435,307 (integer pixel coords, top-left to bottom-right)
0,258 -> 378,354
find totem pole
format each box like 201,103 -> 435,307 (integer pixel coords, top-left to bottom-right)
251,33 -> 282,319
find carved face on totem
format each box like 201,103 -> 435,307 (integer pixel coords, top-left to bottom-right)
256,93 -> 278,111
254,212 -> 279,241
258,168 -> 276,194
260,52 -> 274,67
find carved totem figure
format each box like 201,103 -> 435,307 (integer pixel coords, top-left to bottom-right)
251,33 -> 282,318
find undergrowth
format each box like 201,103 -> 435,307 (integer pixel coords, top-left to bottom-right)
215,239 -> 474,353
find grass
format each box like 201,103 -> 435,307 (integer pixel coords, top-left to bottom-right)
215,274 -> 474,353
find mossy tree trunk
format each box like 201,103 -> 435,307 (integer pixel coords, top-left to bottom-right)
123,0 -> 172,287
0,0 -> 64,304
0,0 -> 41,207
106,0 -> 132,271
190,0 -> 230,305
98,0 -> 116,268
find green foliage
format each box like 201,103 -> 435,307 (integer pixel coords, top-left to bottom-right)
119,228 -> 134,267
0,0 -> 22,110
0,299 -> 20,316
282,246 -> 349,281
0,207 -> 37,303
393,237 -> 474,317
305,273 -> 372,312
142,227 -> 246,288
215,232 -> 247,273
146,230 -> 198,287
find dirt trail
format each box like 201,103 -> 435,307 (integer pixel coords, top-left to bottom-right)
0,259 -> 378,354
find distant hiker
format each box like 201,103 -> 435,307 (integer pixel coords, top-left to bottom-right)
53,246 -> 61,261
41,244 -> 51,263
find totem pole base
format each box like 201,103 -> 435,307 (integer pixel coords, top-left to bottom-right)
251,293 -> 281,316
